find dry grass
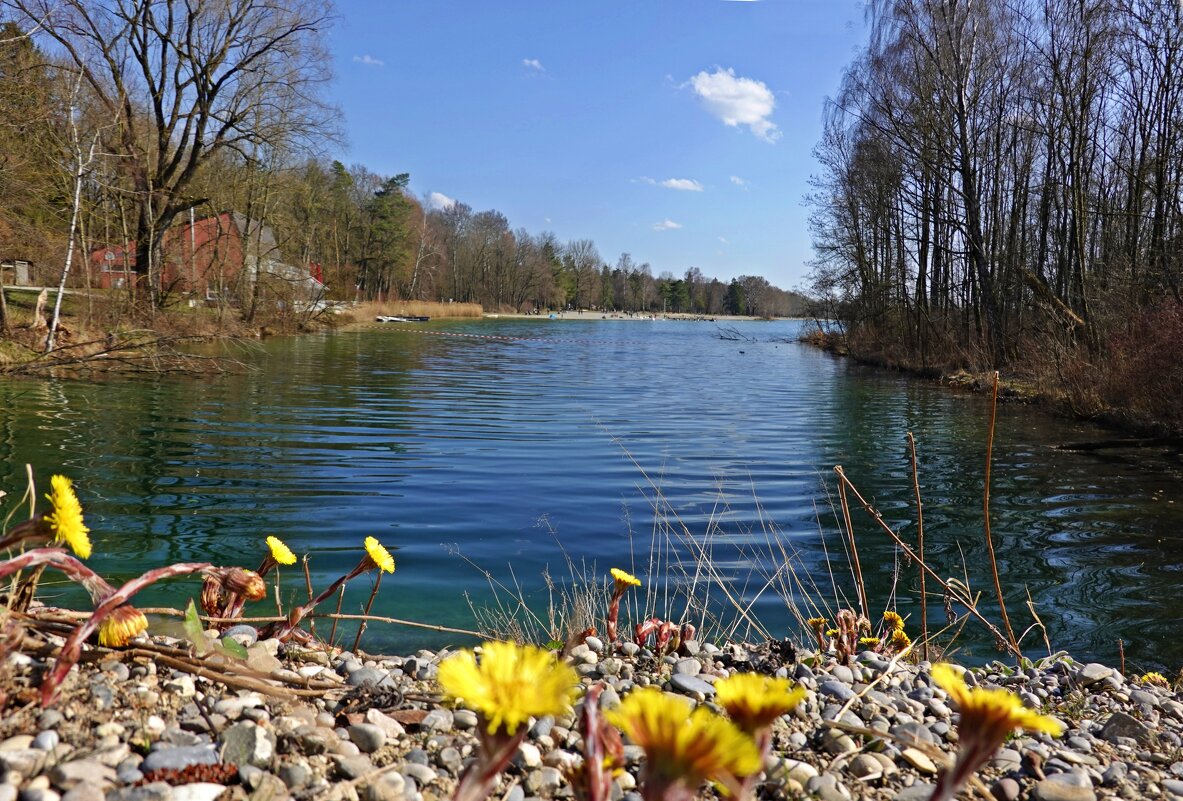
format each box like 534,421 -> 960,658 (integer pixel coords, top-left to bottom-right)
350,300 -> 483,321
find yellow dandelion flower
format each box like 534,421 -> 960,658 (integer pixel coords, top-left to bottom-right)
266,536 -> 297,565
889,629 -> 912,649
883,611 -> 905,631
932,663 -> 1064,740
610,567 -> 641,591
438,641 -> 579,735
607,687 -> 762,787
363,536 -> 395,574
1140,672 -> 1169,688
825,628 -> 840,638
715,673 -> 806,734
98,605 -> 148,647
45,475 -> 91,559
859,637 -> 881,648
806,616 -> 827,628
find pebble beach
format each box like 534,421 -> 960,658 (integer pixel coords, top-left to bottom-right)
1,624 -> 1181,801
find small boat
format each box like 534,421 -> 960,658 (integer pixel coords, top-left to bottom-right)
376,315 -> 431,323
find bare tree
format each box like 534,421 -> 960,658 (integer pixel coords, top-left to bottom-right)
2,0 -> 336,305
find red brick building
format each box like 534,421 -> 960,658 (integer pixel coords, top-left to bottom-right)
91,212 -> 322,300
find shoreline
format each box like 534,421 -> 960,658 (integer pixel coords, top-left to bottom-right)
1,611 -> 1179,801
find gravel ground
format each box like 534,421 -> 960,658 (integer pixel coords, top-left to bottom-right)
1,628 -> 1181,801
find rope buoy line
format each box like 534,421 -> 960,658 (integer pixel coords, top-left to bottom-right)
376,326 -> 653,346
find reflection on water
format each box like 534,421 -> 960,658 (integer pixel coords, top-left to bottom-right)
1,320 -> 1181,668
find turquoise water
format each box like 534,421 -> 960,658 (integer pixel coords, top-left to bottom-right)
2,319 -> 1181,668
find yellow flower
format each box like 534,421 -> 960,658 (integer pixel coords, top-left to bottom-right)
889,629 -> 912,649
45,475 -> 91,559
883,611 -> 905,631
266,536 -> 297,565
715,673 -> 806,733
610,567 -> 641,592
825,628 -> 840,638
806,616 -> 828,629
932,663 -> 1064,740
1140,672 -> 1170,688
438,641 -> 578,735
98,605 -> 148,647
607,687 -> 762,787
363,536 -> 395,574
859,637 -> 881,648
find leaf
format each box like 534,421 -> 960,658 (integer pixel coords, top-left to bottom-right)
221,636 -> 249,660
183,599 -> 207,656
546,640 -> 564,651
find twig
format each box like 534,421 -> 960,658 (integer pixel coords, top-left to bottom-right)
835,467 -> 869,621
352,572 -> 383,652
906,433 -> 929,662
984,371 -> 1020,658
133,607 -> 484,637
832,467 -> 1021,658
330,585 -> 345,646
302,555 -> 316,638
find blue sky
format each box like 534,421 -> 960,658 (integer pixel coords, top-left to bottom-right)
327,1 -> 868,291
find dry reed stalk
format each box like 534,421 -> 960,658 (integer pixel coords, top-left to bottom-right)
835,466 -> 869,621
133,606 -> 483,637
329,585 -> 345,645
353,300 -> 483,320
906,433 -> 929,662
832,468 -> 1022,658
302,555 -> 317,637
984,371 -> 1020,656
351,572 -> 383,652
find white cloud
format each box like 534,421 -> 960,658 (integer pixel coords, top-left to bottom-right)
689,67 -> 779,142
718,236 -> 729,244
428,192 -> 456,210
653,219 -> 683,231
730,175 -> 748,186
352,54 -> 384,67
522,58 -> 544,71
661,178 -> 704,192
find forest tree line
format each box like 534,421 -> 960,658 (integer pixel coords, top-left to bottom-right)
808,0 -> 1183,399
0,2 -> 804,326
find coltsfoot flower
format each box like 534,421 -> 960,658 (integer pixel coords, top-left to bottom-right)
928,662 -> 1064,801
610,567 -> 641,592
606,686 -> 761,800
363,536 -> 395,574
889,628 -> 912,649
715,672 -> 806,734
883,610 -> 905,631
1140,671 -> 1170,688
859,636 -> 881,649
266,536 -> 297,565
439,641 -> 579,735
98,604 -> 148,647
45,475 -> 91,559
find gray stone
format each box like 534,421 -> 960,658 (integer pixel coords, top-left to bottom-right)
585,636 -> 605,652
223,625 -> 259,647
60,786 -> 104,801
364,771 -> 407,801
347,724 -> 387,754
291,725 -> 336,755
1045,771 -> 1092,789
894,784 -> 936,801
819,680 -> 856,702
1098,712 -> 1154,745
524,767 -> 563,795
37,711 -> 63,730
451,709 -> 478,730
1164,780 -> 1183,798
420,708 -> 454,732
900,748 -> 937,775
105,785 -> 173,801
278,760 -> 312,790
402,762 -> 437,786
1031,778 -> 1097,801
0,785 -> 17,801
20,789 -> 60,801
31,731 -> 59,752
140,744 -> 219,773
890,722 -> 937,746
1101,762 -> 1128,787
831,665 -> 855,683
993,777 -> 1021,801
48,759 -> 116,790
347,667 -> 394,689
669,674 -> 715,697
220,722 -> 276,768
332,754 -> 375,780
848,754 -> 883,779
1078,663 -> 1113,687
171,784 -> 229,801
362,709 -> 405,738
237,764 -> 264,790
672,658 -> 702,676
0,749 -> 45,776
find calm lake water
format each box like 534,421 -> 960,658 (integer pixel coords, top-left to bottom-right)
2,319 -> 1181,668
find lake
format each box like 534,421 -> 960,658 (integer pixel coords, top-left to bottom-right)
2,319 -> 1180,669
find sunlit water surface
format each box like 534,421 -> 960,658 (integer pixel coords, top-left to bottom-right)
2,319 -> 1180,668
